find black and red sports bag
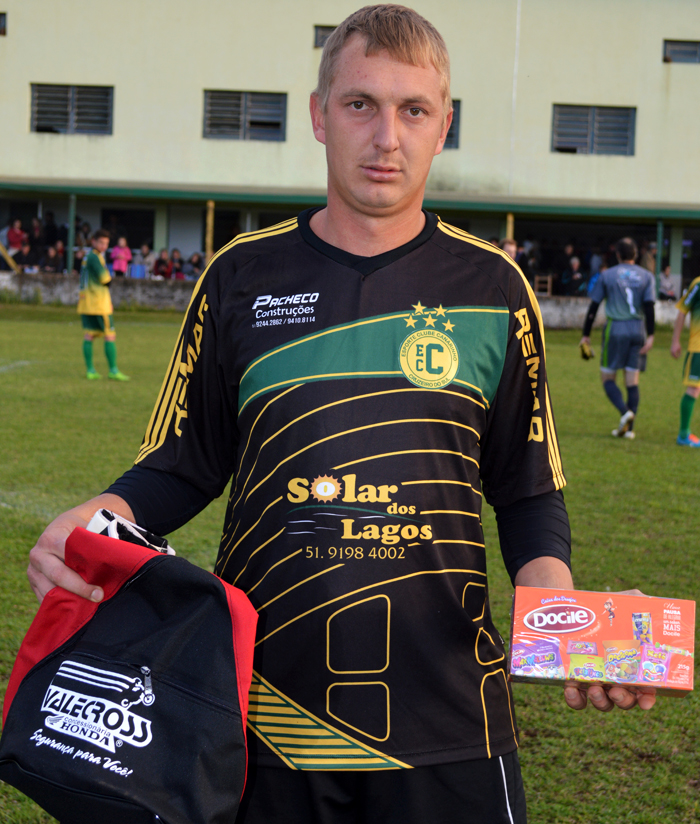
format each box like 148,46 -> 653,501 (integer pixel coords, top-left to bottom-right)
0,527 -> 257,824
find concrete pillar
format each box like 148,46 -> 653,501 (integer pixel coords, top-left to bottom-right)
505,212 -> 515,241
154,204 -> 169,253
669,225 -> 684,276
500,213 -> 515,241
205,200 -> 215,259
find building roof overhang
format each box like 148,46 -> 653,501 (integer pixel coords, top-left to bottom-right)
1,176 -> 699,222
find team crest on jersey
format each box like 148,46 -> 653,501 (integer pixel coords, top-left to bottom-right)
399,302 -> 459,389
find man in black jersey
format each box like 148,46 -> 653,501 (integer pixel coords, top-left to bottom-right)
28,6 -> 655,823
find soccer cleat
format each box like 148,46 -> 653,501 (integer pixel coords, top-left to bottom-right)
108,370 -> 130,381
616,409 -> 635,436
611,428 -> 635,439
677,434 -> 700,447
86,370 -> 102,380
579,341 -> 594,360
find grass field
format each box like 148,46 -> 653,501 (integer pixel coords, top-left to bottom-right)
0,302 -> 698,823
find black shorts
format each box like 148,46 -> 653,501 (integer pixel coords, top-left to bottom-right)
236,751 -> 526,824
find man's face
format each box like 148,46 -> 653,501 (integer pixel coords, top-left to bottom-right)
310,35 -> 451,219
93,237 -> 110,254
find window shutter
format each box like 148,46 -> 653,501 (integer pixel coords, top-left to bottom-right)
204,91 -> 286,141
31,84 -> 112,134
552,105 -> 592,153
245,93 -> 286,141
664,40 -> 700,63
552,105 -> 635,156
314,26 -> 335,48
592,106 -> 635,155
204,90 -> 243,138
74,86 -> 113,134
32,84 -> 70,133
443,100 -> 460,150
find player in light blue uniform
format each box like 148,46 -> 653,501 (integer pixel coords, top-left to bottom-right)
580,238 -> 656,439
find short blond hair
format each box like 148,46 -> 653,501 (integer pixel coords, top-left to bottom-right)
315,4 -> 451,114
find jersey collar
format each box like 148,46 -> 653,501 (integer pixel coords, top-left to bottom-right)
297,207 -> 438,276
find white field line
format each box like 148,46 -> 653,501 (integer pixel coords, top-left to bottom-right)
0,360 -> 32,373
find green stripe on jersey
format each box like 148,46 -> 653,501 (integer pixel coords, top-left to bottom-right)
239,307 -> 509,414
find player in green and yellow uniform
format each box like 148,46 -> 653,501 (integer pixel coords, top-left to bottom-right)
78,230 -> 129,381
671,276 -> 700,446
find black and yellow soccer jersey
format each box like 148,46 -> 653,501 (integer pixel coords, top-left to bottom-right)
677,277 -> 700,353
135,210 -> 565,770
77,250 -> 113,316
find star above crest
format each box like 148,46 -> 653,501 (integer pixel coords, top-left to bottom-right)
404,302 -> 456,331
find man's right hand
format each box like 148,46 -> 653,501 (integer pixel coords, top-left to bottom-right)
27,493 -> 134,604
671,340 -> 682,359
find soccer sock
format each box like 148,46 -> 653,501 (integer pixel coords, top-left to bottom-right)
626,385 -> 639,429
104,340 -> 118,372
83,339 -> 95,372
679,393 -> 696,439
603,380 -> 627,415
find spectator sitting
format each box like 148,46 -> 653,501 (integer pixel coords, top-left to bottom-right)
39,246 -> 61,274
54,239 -> 66,273
498,238 -> 517,260
170,248 -> 185,280
639,241 -> 656,274
589,247 -> 603,280
110,235 -> 132,277
152,248 -> 172,280
555,242 -> 575,276
183,252 -> 204,280
75,221 -> 92,248
73,247 -> 86,274
587,260 -> 607,296
658,264 -> 677,301
133,243 -> 157,277
561,256 -> 587,296
29,217 -> 44,251
7,219 -> 28,255
13,242 -> 40,272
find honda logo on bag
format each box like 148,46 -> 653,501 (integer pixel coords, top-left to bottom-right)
523,604 -> 595,633
40,660 -> 154,753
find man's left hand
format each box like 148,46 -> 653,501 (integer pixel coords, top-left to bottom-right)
564,683 -> 656,712
564,587 -> 657,712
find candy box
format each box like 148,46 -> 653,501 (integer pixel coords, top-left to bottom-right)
510,639 -> 565,680
509,587 -> 695,696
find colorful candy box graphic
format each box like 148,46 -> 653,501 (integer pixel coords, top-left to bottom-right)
509,588 -> 695,696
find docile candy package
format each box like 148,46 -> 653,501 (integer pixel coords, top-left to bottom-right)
509,587 -> 695,696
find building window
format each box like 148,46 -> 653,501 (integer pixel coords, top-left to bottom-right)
443,99 -> 460,149
314,26 -> 336,48
551,105 -> 635,156
663,40 -> 700,63
0,13 -> 6,36
203,90 -> 287,141
30,84 -> 113,134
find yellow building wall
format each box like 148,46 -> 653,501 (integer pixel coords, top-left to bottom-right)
1,0 -> 699,207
